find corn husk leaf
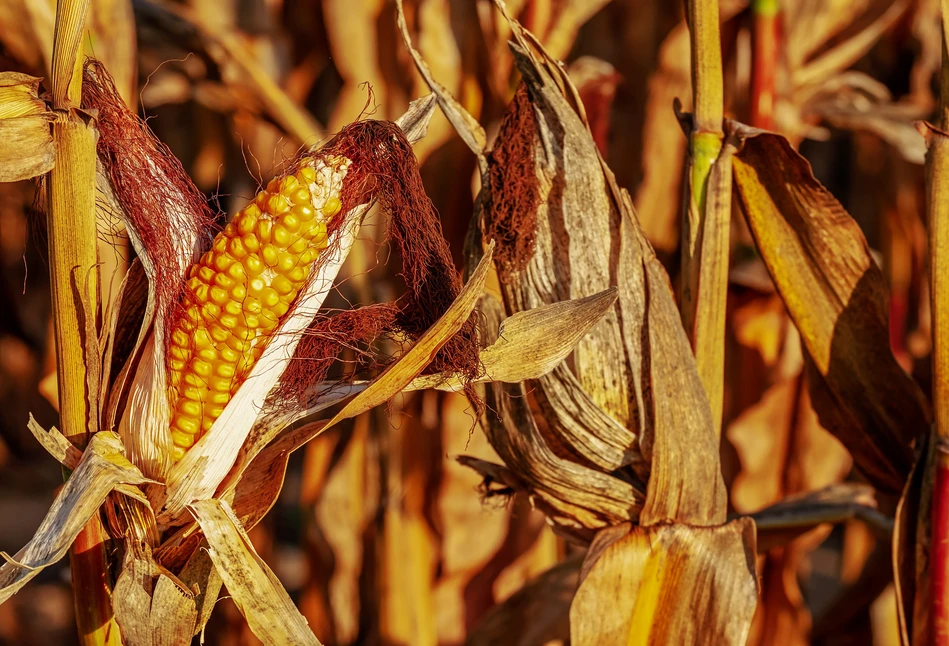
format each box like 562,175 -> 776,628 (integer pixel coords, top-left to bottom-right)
729,122 -> 931,494
408,287 -> 619,391
190,498 -> 320,645
569,519 -> 758,645
112,544 -> 197,646
0,72 -> 54,181
0,430 -> 151,604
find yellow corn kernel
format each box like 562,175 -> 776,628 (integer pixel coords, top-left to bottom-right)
166,155 -> 349,461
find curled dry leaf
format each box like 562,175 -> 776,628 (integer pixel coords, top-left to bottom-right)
0,72 -> 54,181
570,520 -> 758,645
729,122 -> 931,494
0,430 -> 151,604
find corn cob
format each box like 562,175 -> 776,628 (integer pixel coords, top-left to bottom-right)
166,155 -> 350,460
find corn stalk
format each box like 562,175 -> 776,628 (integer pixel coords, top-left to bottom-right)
47,1 -> 120,643
682,0 -> 731,438
929,2 -> 949,642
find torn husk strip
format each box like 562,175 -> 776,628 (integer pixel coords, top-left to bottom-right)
190,498 -> 321,645
0,432 -> 150,604
0,73 -> 54,182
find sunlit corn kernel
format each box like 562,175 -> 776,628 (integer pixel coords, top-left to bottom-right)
259,287 -> 280,309
228,237 -> 248,260
171,430 -> 196,449
292,187 -> 310,204
267,194 -> 290,214
194,329 -> 212,349
209,324 -> 229,343
300,166 -> 317,183
255,220 -> 273,244
210,392 -> 230,405
292,204 -> 315,220
289,237 -> 309,254
169,346 -> 189,362
206,405 -> 225,419
271,275 -> 293,295
243,296 -> 263,314
245,255 -> 265,276
179,400 -> 202,418
186,305 -> 201,323
171,445 -> 186,461
200,251 -> 214,267
266,178 -> 280,193
192,283 -> 210,303
224,301 -> 242,316
236,211 -> 257,235
280,175 -> 299,192
171,329 -> 190,347
287,266 -> 309,283
259,310 -> 279,328
220,314 -> 239,329
277,254 -> 297,274
201,418 -> 214,432
210,286 -> 229,306
231,284 -> 247,301
201,302 -> 221,320
277,213 -> 301,233
213,254 -> 234,273
182,386 -> 205,402
184,372 -> 206,388
273,225 -> 293,247
213,237 -> 228,254
226,262 -> 246,282
300,248 -> 318,265
219,347 -> 239,363
261,244 -> 279,267
247,276 -> 266,295
322,196 -> 342,216
273,301 -> 290,317
210,376 -> 232,392
192,360 -> 213,378
198,266 -> 215,283
213,273 -> 235,289
225,335 -> 249,352
223,223 -> 237,237
242,233 -> 261,253
215,363 -> 236,378
244,314 -> 260,329
197,347 -> 217,362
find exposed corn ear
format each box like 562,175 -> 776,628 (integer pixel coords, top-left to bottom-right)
166,155 -> 349,460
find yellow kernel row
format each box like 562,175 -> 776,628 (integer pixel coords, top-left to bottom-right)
165,156 -> 348,461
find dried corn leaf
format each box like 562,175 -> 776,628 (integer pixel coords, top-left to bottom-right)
177,541 -> 223,637
894,436 -> 932,645
730,123 -> 931,494
190,498 -> 320,645
750,483 -> 890,552
0,431 -> 151,603
408,287 -> 619,391
0,72 -> 53,181
113,545 -> 197,646
570,519 -> 758,645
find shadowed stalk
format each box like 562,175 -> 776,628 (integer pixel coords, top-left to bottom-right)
929,3 -> 949,642
750,0 -> 779,129
47,0 -> 121,643
683,0 -> 731,439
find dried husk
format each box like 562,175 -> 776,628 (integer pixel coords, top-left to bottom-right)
729,122 -> 931,494
0,72 -> 54,181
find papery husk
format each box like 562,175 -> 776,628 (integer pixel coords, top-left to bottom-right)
0,72 -> 54,181
570,520 -> 758,645
729,122 -> 931,494
0,427 -> 151,604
